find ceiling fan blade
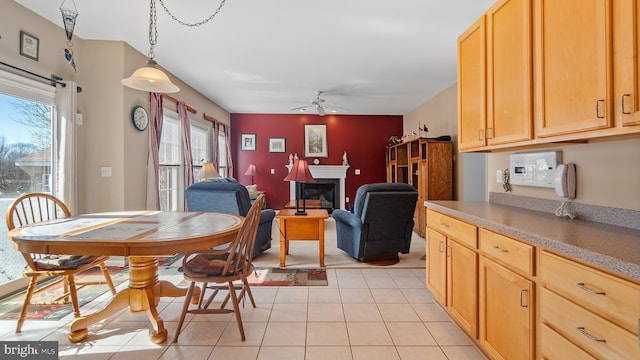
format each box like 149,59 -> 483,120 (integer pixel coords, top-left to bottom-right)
291,104 -> 312,111
317,104 -> 326,116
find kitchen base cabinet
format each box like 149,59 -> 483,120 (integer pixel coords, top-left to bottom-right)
426,210 -> 478,338
448,238 -> 478,337
479,257 -> 534,360
540,251 -> 640,359
426,228 -> 447,303
539,323 -> 597,360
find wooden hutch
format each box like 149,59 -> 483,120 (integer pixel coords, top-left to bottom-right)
386,138 -> 453,237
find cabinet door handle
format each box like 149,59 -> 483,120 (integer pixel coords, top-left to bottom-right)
439,222 -> 450,228
577,327 -> 606,343
595,99 -> 606,119
438,241 -> 445,253
621,94 -> 632,115
519,289 -> 528,307
493,245 -> 509,253
576,282 -> 606,295
477,129 -> 484,141
486,127 -> 494,139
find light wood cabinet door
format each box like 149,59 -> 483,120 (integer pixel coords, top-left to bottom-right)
534,0 -> 613,137
458,16 -> 487,150
487,0 -> 533,145
447,239 -> 478,338
426,228 -> 446,303
614,0 -> 640,126
479,257 -> 534,360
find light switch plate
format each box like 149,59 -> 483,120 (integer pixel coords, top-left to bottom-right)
355,169 -> 361,175
270,169 -> 275,174
100,167 -> 112,177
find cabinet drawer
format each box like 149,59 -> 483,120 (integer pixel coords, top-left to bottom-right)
541,288 -> 640,360
540,323 -> 597,360
541,251 -> 640,333
479,228 -> 534,276
426,209 -> 477,248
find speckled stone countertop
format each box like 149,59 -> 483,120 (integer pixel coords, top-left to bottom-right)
425,201 -> 640,282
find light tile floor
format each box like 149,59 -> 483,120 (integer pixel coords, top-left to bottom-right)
0,266 -> 487,360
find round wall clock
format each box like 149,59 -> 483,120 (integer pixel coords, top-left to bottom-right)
131,105 -> 148,131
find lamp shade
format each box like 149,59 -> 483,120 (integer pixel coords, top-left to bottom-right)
198,162 -> 221,181
284,159 -> 315,183
121,59 -> 180,93
244,164 -> 258,176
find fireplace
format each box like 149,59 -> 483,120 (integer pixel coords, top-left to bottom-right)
296,180 -> 338,212
286,164 -> 349,210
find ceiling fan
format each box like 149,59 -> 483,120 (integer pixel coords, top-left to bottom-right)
291,91 -> 343,116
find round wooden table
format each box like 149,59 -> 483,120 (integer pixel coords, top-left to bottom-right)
9,211 -> 242,343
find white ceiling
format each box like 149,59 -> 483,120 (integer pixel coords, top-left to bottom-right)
16,0 -> 494,115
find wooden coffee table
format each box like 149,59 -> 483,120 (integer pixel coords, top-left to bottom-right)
276,209 -> 329,267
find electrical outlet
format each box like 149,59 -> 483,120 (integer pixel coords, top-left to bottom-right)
346,197 -> 350,203
497,169 -> 503,183
355,169 -> 361,175
270,169 -> 275,174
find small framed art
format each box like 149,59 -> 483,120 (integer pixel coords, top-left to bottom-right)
241,133 -> 256,151
304,124 -> 328,158
19,31 -> 39,61
269,138 -> 286,153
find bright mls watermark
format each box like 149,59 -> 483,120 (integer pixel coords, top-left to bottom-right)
1,341 -> 58,359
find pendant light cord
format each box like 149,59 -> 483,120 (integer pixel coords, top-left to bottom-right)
158,0 -> 227,27
148,0 -> 158,60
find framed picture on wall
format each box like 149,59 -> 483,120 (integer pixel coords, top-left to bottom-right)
304,124 -> 328,158
241,133 -> 256,151
269,138 -> 286,153
19,31 -> 39,61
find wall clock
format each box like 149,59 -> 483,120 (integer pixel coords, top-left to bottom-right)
131,105 -> 148,131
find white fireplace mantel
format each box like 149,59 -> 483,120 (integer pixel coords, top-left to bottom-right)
285,164 -> 349,209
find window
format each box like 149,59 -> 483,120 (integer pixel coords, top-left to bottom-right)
158,112 -> 182,211
158,110 -> 212,211
190,121 -> 210,179
0,72 -> 56,291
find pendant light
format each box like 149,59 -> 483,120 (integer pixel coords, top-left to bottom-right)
121,0 -> 179,93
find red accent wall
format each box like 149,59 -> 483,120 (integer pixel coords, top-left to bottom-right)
231,113 -> 403,209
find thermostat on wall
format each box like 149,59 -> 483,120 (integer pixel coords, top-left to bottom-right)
509,151 -> 562,188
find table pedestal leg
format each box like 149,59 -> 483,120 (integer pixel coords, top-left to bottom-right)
68,256 -> 198,344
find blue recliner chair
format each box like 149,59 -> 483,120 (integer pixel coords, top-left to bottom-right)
185,178 -> 276,258
332,183 -> 418,263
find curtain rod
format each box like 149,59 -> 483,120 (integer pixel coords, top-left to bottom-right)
203,113 -> 216,122
0,60 -> 82,93
164,94 -> 196,113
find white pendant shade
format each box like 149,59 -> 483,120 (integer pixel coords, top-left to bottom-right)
121,59 -> 180,93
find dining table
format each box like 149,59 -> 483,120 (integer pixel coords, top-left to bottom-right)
8,210 -> 243,344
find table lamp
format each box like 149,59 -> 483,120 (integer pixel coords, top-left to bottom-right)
283,159 -> 315,215
244,163 -> 258,185
198,162 -> 221,181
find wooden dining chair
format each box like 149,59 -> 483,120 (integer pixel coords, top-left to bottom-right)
173,194 -> 265,342
5,192 -> 116,333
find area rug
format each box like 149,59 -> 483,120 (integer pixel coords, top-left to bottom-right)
247,268 -> 327,286
0,266 -> 129,321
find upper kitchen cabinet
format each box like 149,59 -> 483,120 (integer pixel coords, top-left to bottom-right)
614,0 -> 640,127
458,16 -> 487,151
487,0 -> 533,146
533,0 -> 613,137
